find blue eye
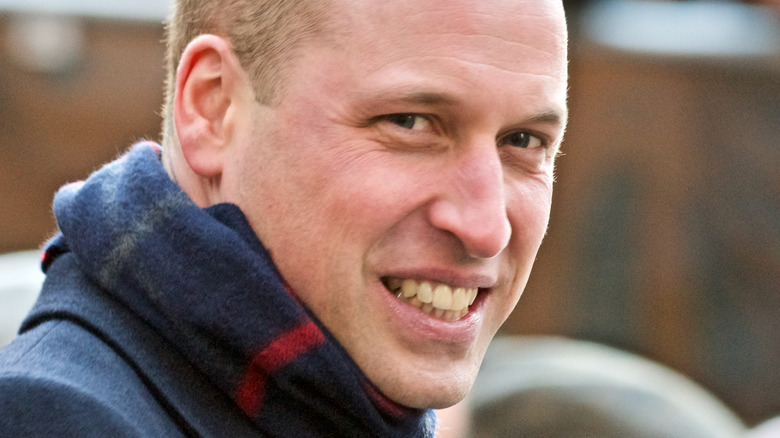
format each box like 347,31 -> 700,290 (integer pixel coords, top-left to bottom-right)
385,114 -> 432,131
388,114 -> 416,129
501,132 -> 542,149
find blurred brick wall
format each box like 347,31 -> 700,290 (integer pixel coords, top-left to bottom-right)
0,16 -> 165,252
510,31 -> 780,425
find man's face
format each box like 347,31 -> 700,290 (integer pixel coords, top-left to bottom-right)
221,0 -> 568,408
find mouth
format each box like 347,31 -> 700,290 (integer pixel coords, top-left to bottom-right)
382,277 -> 479,322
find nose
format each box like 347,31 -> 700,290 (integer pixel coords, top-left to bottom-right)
428,143 -> 511,259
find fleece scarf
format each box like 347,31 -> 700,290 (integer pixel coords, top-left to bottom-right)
42,142 -> 436,437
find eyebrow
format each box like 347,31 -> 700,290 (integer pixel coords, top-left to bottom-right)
523,108 -> 567,129
393,91 -> 459,107
352,88 -> 567,129
351,88 -> 459,109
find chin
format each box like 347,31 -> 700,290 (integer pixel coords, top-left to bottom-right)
408,385 -> 471,411
379,368 -> 476,410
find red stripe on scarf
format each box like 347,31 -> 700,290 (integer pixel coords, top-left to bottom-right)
236,320 -> 326,417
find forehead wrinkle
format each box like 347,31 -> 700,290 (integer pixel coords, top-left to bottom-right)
396,33 -> 565,73
362,23 -> 567,81
419,54 -> 564,82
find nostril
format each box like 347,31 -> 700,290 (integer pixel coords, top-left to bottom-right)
428,202 -> 510,259
467,217 -> 511,259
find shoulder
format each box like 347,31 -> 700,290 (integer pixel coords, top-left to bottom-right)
0,319 -> 185,437
0,373 -> 141,437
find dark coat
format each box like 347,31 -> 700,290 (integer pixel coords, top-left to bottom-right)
0,253 -> 261,437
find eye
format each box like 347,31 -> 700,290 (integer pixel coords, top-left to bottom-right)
385,113 -> 433,131
500,131 -> 543,149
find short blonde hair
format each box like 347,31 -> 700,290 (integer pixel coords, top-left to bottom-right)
160,0 -> 331,150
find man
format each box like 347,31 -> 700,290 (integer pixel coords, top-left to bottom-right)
0,0 -> 568,436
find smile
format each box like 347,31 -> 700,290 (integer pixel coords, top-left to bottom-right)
384,278 -> 478,322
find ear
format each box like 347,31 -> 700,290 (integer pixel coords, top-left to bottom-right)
174,34 -> 252,178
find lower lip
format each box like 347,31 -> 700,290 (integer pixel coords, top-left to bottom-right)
377,281 -> 485,345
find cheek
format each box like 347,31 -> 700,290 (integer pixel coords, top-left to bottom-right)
505,180 -> 553,280
319,149 -> 433,233
508,179 -> 553,240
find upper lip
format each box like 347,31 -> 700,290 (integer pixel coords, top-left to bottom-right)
380,268 -> 498,290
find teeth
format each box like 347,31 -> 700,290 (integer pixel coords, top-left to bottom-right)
417,282 -> 433,304
387,278 -> 479,322
432,285 -> 452,310
452,288 -> 467,310
402,279 -> 417,298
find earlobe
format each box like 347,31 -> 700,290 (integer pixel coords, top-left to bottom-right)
174,34 -> 249,179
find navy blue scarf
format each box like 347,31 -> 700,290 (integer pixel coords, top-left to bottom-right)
43,142 -> 436,437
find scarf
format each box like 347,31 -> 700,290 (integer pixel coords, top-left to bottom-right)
42,142 -> 437,437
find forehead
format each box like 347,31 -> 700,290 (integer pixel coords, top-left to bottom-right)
331,0 -> 566,70
317,0 -> 568,110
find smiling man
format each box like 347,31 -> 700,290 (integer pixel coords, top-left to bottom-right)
0,0 -> 568,436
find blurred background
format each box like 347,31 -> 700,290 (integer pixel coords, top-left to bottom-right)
0,0 -> 778,432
